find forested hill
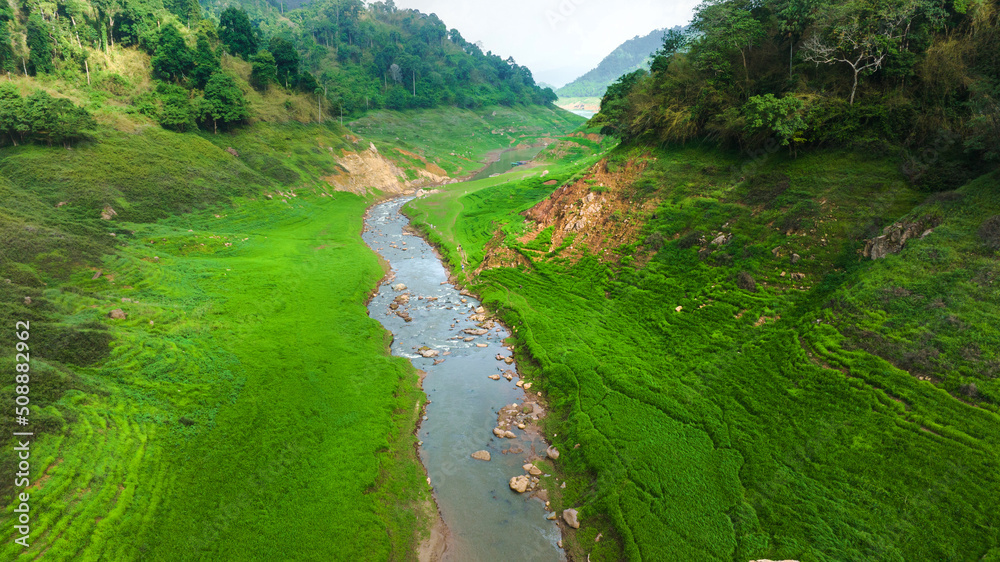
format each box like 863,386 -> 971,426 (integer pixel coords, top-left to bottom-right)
555,27 -> 679,98
592,0 -> 999,186
0,0 -> 557,141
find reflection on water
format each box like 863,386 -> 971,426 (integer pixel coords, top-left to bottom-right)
363,197 -> 564,561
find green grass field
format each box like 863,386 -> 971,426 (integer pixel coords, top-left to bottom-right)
406,145 -> 1000,561
0,104 -> 584,560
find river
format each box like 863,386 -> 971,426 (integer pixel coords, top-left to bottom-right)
362,197 -> 565,561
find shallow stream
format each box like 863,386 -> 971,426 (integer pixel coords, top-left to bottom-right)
363,197 -> 564,561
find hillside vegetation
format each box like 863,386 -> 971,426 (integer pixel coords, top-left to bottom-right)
407,135 -> 1000,561
593,0 -> 999,184
407,2 -> 1000,552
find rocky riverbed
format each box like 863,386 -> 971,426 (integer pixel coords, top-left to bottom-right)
363,196 -> 566,561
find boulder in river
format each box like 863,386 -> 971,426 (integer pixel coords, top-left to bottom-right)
419,349 -> 440,358
562,508 -> 580,529
393,283 -> 407,291
475,306 -> 485,314
503,430 -> 517,439
471,450 -> 491,461
509,475 -> 530,493
546,446 -> 560,460
394,294 -> 410,304
464,328 -> 489,336
489,374 -> 501,380
493,427 -> 505,438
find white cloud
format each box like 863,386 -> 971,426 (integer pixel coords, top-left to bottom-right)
391,0 -> 701,87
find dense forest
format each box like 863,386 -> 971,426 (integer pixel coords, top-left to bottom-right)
0,0 -> 557,142
593,0 -> 1000,190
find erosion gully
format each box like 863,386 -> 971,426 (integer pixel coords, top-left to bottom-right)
363,196 -> 564,561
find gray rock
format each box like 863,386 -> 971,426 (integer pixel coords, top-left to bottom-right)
546,446 -> 560,460
790,253 -> 800,264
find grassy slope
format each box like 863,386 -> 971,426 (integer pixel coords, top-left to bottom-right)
406,145 -> 1000,561
405,132 -> 613,272
0,105 -> 583,559
348,105 -> 584,177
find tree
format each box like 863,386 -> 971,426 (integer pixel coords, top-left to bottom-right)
269,36 -> 299,87
776,0 -> 821,78
219,7 -> 257,59
0,83 -> 26,145
152,24 -> 193,83
191,32 -> 220,89
21,91 -> 96,147
802,0 -> 918,104
201,73 -> 249,133
25,14 -> 53,75
250,50 -> 277,90
592,69 -> 647,137
692,0 -> 766,86
0,18 -> 15,73
157,83 -> 196,132
743,93 -> 807,154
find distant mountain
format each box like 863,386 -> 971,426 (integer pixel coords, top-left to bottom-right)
556,27 -> 680,98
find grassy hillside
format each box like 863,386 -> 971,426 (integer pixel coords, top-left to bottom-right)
405,145 -> 1000,561
348,104 -> 585,177
0,103 -> 584,559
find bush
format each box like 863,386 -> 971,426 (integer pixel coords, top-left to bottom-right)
677,230 -> 702,249
979,215 -> 1000,249
737,271 -> 757,291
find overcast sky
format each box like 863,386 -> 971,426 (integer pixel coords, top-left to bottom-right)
392,0 -> 701,88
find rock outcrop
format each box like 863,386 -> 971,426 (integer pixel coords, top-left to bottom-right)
863,217 -> 938,259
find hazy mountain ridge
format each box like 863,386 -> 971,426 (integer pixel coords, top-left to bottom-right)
556,26 -> 680,98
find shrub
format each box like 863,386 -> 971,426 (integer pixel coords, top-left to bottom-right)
978,215 -> 1000,249
677,230 -> 702,249
737,271 -> 757,291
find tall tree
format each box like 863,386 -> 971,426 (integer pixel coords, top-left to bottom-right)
219,7 -> 258,59
152,24 -> 193,83
25,14 -> 54,75
191,32 -> 220,89
250,50 -> 277,90
0,13 -> 15,73
802,0 -> 918,104
268,36 -> 299,87
692,0 -> 766,86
